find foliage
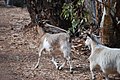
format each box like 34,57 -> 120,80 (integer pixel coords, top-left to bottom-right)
61,0 -> 89,35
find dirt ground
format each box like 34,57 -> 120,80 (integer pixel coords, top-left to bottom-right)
0,1 -> 120,80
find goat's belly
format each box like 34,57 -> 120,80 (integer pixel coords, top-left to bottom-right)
104,67 -> 117,74
52,49 -> 62,55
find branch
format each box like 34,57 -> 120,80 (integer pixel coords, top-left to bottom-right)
96,0 -> 116,14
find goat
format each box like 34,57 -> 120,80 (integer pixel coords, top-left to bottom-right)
33,25 -> 73,73
85,33 -> 120,80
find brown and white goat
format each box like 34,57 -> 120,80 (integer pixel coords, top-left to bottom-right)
85,33 -> 120,80
34,25 -> 73,73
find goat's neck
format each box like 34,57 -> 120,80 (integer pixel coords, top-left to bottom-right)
90,41 -> 98,53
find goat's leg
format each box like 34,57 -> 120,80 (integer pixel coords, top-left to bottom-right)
58,57 -> 73,73
58,58 -> 67,70
34,48 -> 43,69
104,74 -> 109,80
90,61 -> 96,80
51,57 -> 59,69
117,63 -> 120,76
101,69 -> 109,80
61,45 -> 73,73
63,52 -> 73,73
66,56 -> 73,73
34,57 -> 40,69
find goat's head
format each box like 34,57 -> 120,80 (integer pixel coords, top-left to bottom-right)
85,33 -> 92,47
85,33 -> 101,49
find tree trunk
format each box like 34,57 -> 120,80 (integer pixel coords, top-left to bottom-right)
100,0 -> 115,47
114,0 -> 120,47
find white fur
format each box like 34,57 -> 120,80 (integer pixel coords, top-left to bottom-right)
43,38 -> 51,51
85,34 -> 120,80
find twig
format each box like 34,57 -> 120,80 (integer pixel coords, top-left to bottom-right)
96,0 -> 116,14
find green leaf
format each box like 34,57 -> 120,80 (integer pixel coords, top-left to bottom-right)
72,19 -> 80,29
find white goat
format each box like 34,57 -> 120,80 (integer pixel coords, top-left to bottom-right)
34,25 -> 73,73
85,33 -> 120,80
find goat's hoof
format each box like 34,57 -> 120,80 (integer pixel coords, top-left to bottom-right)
56,64 -> 63,70
35,66 -> 39,69
70,71 -> 73,74
33,65 -> 39,70
70,68 -> 74,74
91,77 -> 96,80
31,67 -> 36,70
56,65 -> 60,70
56,67 -> 59,70
58,66 -> 63,70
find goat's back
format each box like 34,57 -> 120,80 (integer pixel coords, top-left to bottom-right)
94,46 -> 120,74
45,33 -> 70,44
